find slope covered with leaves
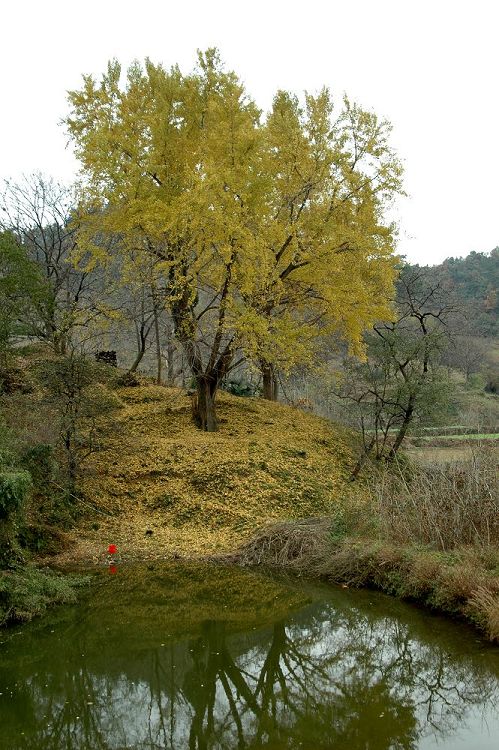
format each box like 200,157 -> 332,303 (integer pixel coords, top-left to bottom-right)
66,385 -> 362,564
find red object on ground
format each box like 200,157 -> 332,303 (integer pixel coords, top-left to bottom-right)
108,544 -> 117,554
108,565 -> 117,574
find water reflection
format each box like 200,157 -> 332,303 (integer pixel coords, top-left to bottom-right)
1,564 -> 498,749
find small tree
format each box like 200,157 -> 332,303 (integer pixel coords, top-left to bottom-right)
441,334 -> 486,383
39,354 -> 120,498
338,267 -> 453,479
0,230 -> 44,369
0,174 -> 104,354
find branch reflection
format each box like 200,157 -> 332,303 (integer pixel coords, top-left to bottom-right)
1,575 -> 499,749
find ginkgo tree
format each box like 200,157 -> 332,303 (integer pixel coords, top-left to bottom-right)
66,50 -> 403,430
242,90 -> 403,399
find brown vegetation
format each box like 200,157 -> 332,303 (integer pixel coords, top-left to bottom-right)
371,450 -> 499,549
232,451 -> 499,642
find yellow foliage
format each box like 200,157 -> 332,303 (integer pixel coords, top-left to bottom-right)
65,50 -> 404,389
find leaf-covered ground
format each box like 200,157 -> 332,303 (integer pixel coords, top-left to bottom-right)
53,386 -> 363,566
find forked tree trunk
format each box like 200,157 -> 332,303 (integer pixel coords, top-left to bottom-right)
128,345 -> 145,374
193,376 -> 219,432
349,437 -> 376,481
261,362 -> 278,401
388,398 -> 415,459
192,376 -> 218,432
128,320 -> 150,374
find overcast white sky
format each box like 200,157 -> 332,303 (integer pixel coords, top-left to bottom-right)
1,0 -> 497,264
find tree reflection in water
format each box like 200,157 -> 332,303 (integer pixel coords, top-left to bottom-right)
1,574 -> 499,749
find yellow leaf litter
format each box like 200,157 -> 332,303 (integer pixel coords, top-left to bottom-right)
49,385 -> 365,566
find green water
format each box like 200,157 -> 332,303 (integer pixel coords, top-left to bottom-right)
1,563 -> 499,749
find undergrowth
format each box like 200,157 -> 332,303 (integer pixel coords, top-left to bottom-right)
0,566 -> 88,627
371,450 -> 499,549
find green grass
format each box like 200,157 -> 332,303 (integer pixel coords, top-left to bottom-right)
420,425 -> 467,431
418,433 -> 499,442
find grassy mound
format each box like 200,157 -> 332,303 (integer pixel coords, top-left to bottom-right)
71,385 -> 363,561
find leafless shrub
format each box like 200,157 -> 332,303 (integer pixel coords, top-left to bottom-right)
371,449 -> 499,550
232,517 -> 332,571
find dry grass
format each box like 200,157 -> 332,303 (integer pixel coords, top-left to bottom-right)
371,450 -> 499,550
229,517 -> 333,570
470,587 -> 499,641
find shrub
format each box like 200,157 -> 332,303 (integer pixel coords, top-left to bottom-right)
38,355 -> 122,495
21,444 -> 57,488
0,566 -> 87,626
222,380 -> 260,398
0,470 -> 31,567
0,471 -> 31,519
114,371 -> 141,387
370,450 -> 499,550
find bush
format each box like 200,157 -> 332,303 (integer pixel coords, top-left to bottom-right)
0,471 -> 31,519
485,375 -> 498,394
0,363 -> 34,394
0,566 -> 87,626
0,470 -> 31,567
21,444 -> 56,489
222,380 -> 260,398
113,371 -> 141,387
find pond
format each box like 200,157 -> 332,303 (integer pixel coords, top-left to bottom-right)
1,562 -> 499,749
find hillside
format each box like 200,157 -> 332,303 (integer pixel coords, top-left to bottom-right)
51,385 -> 363,565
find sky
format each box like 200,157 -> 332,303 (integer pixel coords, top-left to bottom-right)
1,0 -> 498,265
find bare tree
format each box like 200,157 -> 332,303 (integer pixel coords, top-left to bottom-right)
0,174 -> 102,353
337,267 -> 454,479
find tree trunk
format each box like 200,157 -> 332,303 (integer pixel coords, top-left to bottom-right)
349,437 -> 375,481
261,362 -> 278,401
128,330 -> 146,373
153,306 -> 162,385
388,399 -> 415,459
193,376 -> 218,432
52,329 -> 67,356
166,326 -> 176,385
64,429 -> 78,498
